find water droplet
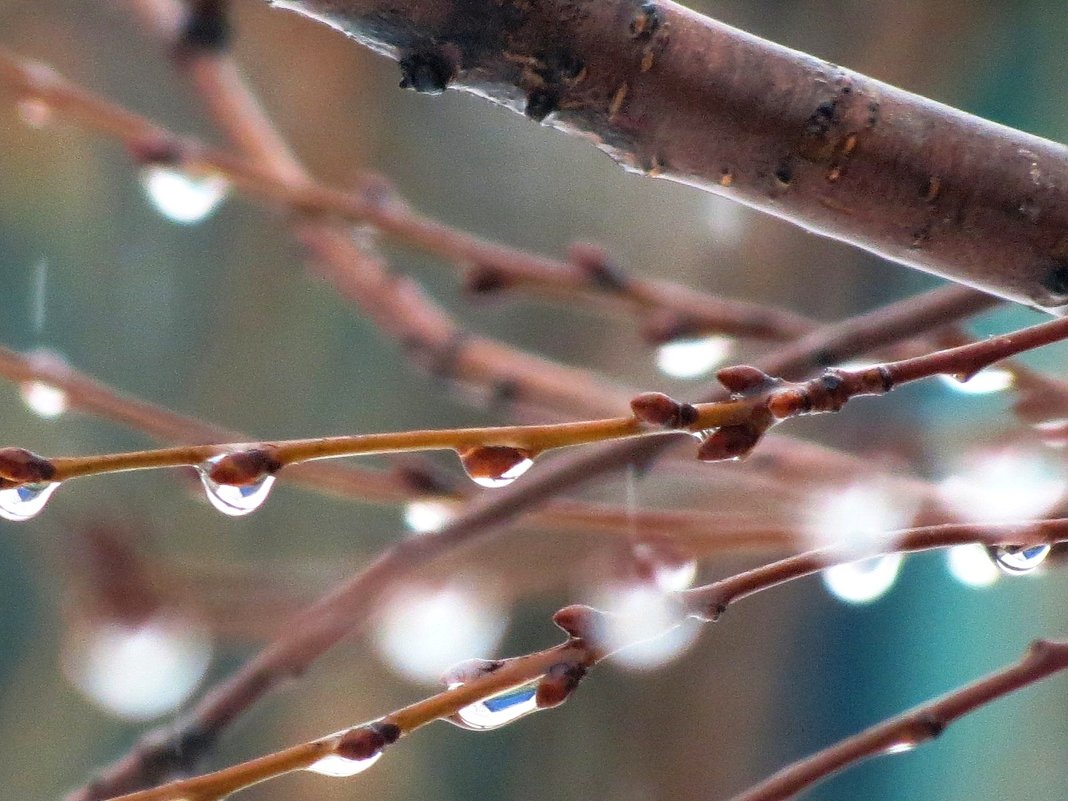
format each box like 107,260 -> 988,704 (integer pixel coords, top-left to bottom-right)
62,614 -> 212,721
306,751 -> 382,777
822,554 -> 903,605
938,369 -> 1013,395
140,166 -> 229,225
196,456 -> 275,517
993,544 -> 1050,575
946,544 -> 1000,588
655,335 -> 733,379
403,499 -> 456,534
458,446 -> 534,488
17,98 -> 53,128
632,543 -> 697,591
20,380 -> 69,419
0,481 -> 59,521
448,682 -> 539,730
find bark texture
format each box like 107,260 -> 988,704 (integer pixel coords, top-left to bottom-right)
274,0 -> 1068,311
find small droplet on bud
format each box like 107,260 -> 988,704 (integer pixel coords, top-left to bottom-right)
458,446 -> 534,488
535,661 -> 587,709
994,544 -> 1050,575
696,425 -> 763,462
0,447 -> 56,484
630,392 -> 698,429
716,364 -> 772,394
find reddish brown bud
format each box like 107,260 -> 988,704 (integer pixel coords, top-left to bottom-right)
206,447 -> 281,486
552,604 -> 606,642
630,392 -> 697,428
535,661 -> 587,709
335,721 -> 401,761
0,447 -> 56,484
696,424 -> 763,462
716,364 -> 772,394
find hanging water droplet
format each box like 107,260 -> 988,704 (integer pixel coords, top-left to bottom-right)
632,543 -> 697,591
17,98 -> 53,129
448,682 -> 539,730
196,456 -> 275,517
20,380 -> 69,419
140,166 -> 229,225
655,335 -> 733,379
0,481 -> 59,522
822,554 -> 903,605
993,544 -> 1050,575
938,368 -> 1013,395
306,751 -> 383,777
458,446 -> 534,489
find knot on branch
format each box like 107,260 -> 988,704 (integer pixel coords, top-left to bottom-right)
463,264 -> 512,295
0,447 -> 55,484
336,721 -> 402,761
398,47 -> 457,95
206,447 -> 282,486
535,661 -> 588,709
630,392 -> 698,429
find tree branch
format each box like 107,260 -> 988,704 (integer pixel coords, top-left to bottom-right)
276,0 -> 1068,310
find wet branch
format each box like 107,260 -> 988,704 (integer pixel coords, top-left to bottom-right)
278,0 -> 1068,311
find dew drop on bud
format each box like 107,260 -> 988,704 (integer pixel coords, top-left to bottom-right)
447,682 -> 539,730
306,751 -> 383,778
196,455 -> 275,517
0,481 -> 59,521
458,446 -> 534,489
993,544 -> 1050,575
140,166 -> 229,225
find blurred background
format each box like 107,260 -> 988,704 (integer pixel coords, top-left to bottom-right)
1,0 -> 1068,799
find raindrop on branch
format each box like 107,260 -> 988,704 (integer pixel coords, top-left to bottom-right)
458,446 -> 534,488
993,544 -> 1050,575
0,481 -> 59,521
196,455 -> 275,517
306,751 -> 382,777
448,683 -> 539,731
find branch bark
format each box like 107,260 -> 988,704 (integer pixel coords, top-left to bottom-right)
276,0 -> 1068,310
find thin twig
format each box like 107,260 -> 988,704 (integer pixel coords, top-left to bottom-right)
102,518 -> 1068,801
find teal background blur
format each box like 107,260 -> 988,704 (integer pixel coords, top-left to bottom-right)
1,1 -> 1067,800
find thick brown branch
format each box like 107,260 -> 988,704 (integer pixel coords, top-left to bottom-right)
279,0 -> 1068,310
